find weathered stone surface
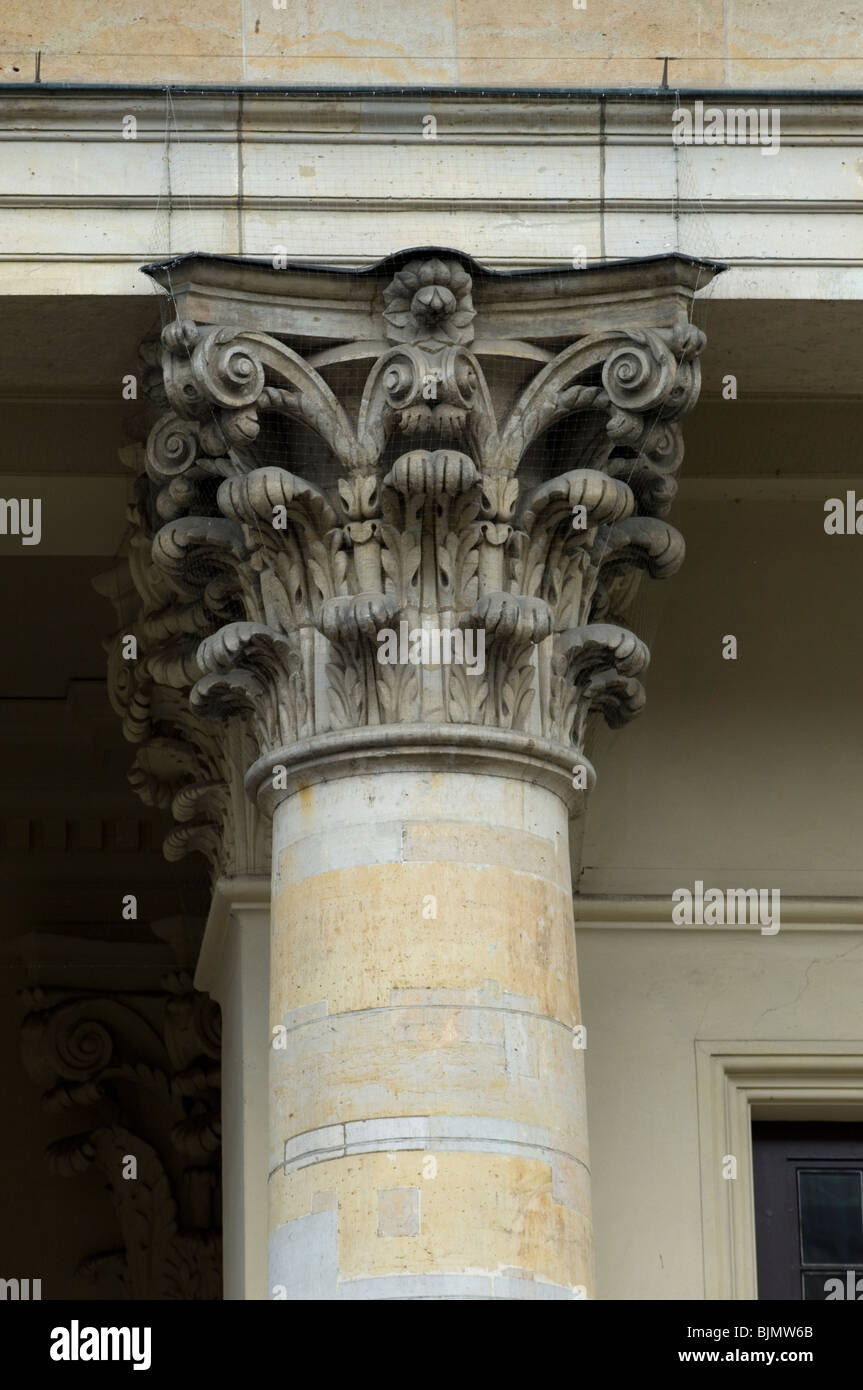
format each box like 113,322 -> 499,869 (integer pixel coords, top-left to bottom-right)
129,249 -> 712,803
101,246 -> 714,1299
18,936 -> 222,1299
96,463 -> 271,882
2,0 -> 860,86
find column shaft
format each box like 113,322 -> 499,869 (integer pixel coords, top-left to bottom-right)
267,766 -> 591,1300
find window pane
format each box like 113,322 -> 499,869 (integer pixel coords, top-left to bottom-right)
798,1171 -> 863,1264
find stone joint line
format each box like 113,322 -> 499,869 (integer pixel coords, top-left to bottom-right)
270,1115 -> 590,1180
277,1000 -> 580,1039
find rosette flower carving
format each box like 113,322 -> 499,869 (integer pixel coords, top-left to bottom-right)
382,257 -> 476,346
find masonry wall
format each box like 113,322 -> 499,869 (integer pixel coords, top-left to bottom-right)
2,0 -> 862,88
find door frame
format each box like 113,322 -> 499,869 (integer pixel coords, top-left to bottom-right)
695,1041 -> 863,1299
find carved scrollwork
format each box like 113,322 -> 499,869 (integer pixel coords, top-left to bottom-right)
357,342 -> 487,457
607,420 -> 686,517
596,515 -> 685,576
103,251 -> 712,831
95,477 -> 270,879
20,968 -> 222,1299
192,620 -> 308,750
145,412 -> 202,483
602,332 -> 677,413
161,321 -> 359,471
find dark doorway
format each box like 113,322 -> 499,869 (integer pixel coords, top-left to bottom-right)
753,1122 -> 863,1300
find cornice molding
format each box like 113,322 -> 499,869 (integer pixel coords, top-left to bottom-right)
1,91 -> 863,143
2,195 -> 858,215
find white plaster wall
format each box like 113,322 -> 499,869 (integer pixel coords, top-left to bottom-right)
578,926 -> 863,1299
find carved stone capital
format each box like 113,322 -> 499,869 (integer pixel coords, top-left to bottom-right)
18,926 -> 222,1299
104,249 -> 717,824
94,456 -> 270,880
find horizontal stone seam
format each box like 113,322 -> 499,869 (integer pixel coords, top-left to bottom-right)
4,253 -> 863,270
276,1001 -> 580,1039
276,863 -> 571,892
270,1133 -> 590,1180
13,194 -> 863,212
400,859 -> 571,888
283,1116 -> 550,1154
264,1255 -> 584,1299
276,818 -> 567,873
333,1273 -> 584,1300
284,1137 -> 587,1171
3,133 -> 863,154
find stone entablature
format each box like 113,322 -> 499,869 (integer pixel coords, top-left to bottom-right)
0,91 -> 855,305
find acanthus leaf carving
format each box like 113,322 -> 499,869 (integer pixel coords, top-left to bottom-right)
102,251 -> 714,843
95,467 -> 270,880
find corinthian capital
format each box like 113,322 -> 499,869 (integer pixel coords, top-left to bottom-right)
110,248 -> 718,817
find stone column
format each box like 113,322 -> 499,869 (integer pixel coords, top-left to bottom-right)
264,742 -> 585,1299
106,247 -> 719,1298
